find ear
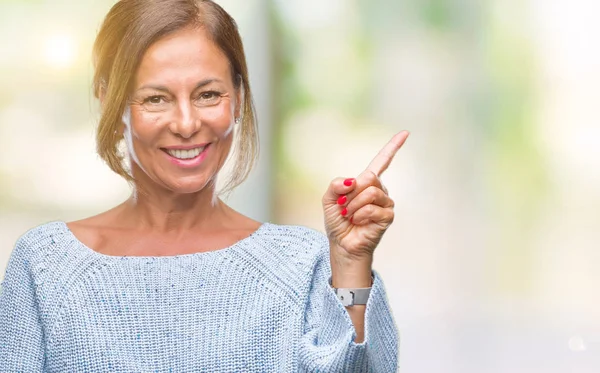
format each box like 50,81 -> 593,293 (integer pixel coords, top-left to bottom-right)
234,85 -> 243,121
120,106 -> 132,135
97,80 -> 107,107
233,74 -> 244,121
115,123 -> 125,138
99,89 -> 106,106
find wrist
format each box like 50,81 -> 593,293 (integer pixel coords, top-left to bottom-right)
330,243 -> 373,288
329,240 -> 373,265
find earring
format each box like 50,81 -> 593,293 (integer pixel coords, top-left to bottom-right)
235,117 -> 241,124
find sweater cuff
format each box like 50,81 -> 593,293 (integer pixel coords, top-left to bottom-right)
325,270 -> 392,343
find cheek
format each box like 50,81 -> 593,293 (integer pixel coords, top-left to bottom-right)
201,105 -> 235,138
127,109 -> 164,144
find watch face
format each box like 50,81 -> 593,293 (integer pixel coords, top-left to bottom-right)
336,289 -> 355,307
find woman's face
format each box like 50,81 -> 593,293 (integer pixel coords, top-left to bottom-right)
124,27 -> 240,194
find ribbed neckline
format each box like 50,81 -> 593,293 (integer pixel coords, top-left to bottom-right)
56,220 -> 270,260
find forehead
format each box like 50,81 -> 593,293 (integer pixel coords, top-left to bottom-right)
135,27 -> 231,87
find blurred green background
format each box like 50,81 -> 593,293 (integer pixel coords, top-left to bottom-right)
1,0 -> 599,371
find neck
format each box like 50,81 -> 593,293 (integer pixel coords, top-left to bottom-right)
117,172 -> 228,234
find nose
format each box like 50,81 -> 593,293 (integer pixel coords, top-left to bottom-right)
170,101 -> 201,139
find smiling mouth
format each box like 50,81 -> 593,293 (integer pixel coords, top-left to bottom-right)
162,145 -> 208,160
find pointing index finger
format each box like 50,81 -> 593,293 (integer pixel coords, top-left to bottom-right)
366,131 -> 410,176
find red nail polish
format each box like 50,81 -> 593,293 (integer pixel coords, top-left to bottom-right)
341,208 -> 348,217
337,195 -> 347,205
350,216 -> 354,224
344,178 -> 354,187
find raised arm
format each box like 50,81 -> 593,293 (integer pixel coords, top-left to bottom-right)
322,131 -> 409,341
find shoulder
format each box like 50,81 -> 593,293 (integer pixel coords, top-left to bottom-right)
230,223 -> 330,302
3,221 -> 68,287
12,221 -> 67,262
240,223 -> 330,281
257,222 -> 329,260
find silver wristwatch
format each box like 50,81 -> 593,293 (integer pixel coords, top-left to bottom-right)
329,276 -> 373,307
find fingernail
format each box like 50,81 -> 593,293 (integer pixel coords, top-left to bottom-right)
337,195 -> 347,205
350,216 -> 354,224
344,178 -> 354,187
341,208 -> 348,217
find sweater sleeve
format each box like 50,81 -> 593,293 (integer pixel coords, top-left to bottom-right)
298,243 -> 399,373
0,236 -> 46,372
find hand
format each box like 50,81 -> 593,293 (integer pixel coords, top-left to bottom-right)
323,131 -> 409,264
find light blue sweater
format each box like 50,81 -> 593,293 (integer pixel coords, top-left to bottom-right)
0,221 -> 398,372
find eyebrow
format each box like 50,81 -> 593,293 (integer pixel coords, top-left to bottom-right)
136,78 -> 222,92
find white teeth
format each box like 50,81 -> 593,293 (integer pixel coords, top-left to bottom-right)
166,146 -> 205,160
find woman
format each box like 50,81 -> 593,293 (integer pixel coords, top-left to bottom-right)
0,0 -> 407,371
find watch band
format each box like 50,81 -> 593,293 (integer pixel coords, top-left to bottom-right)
329,275 -> 374,307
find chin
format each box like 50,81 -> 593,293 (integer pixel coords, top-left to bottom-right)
165,175 -> 216,195
131,159 -> 220,195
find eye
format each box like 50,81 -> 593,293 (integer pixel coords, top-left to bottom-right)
144,95 -> 166,105
201,92 -> 217,100
196,91 -> 222,105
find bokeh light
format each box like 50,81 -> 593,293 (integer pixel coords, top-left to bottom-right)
43,33 -> 77,69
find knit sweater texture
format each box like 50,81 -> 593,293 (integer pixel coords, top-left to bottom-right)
0,221 -> 399,372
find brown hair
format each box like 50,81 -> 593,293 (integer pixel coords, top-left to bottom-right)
93,0 -> 258,194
